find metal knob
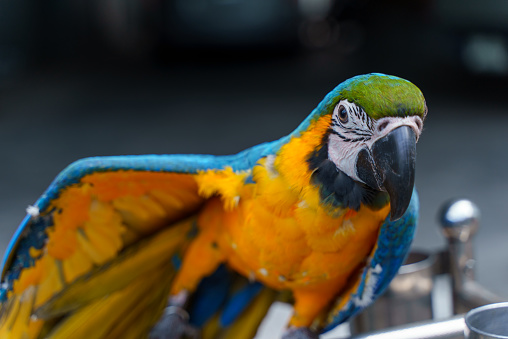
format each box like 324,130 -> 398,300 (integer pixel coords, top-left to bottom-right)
439,199 -> 480,242
439,198 -> 485,312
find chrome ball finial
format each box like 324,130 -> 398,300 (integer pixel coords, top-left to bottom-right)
439,199 -> 480,242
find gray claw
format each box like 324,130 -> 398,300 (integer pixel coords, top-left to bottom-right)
149,306 -> 200,339
282,327 -> 320,339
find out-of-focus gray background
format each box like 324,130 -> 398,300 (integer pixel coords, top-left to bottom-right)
0,0 -> 507,304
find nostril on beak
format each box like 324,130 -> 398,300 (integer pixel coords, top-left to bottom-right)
378,121 -> 389,132
414,118 -> 422,131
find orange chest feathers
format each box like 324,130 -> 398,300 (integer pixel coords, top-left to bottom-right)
194,158 -> 390,291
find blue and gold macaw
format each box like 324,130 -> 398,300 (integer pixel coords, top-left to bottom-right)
0,73 -> 426,339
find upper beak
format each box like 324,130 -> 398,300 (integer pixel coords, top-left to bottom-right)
357,126 -> 417,221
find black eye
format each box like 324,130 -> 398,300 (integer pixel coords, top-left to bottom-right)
338,105 -> 348,123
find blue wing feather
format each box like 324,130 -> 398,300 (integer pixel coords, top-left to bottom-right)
322,189 -> 418,332
1,136 -> 290,281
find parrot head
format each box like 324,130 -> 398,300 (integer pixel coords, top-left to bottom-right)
304,73 -> 427,221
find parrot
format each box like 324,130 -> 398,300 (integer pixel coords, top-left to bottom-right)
0,73 -> 426,339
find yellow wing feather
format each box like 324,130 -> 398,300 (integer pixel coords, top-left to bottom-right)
1,171 -> 203,339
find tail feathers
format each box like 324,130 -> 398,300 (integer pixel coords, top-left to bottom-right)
219,281 -> 264,327
185,265 -> 279,339
201,287 -> 279,339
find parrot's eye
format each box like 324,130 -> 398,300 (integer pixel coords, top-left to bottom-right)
338,105 -> 348,123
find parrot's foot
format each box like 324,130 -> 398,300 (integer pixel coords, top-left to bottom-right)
149,306 -> 200,339
282,327 -> 319,339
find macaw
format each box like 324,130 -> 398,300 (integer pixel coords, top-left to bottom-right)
0,73 -> 426,339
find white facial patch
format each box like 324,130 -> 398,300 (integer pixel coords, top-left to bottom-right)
374,115 -> 423,142
328,100 -> 423,184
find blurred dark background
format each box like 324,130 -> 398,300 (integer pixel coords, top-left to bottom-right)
1,0 -> 508,299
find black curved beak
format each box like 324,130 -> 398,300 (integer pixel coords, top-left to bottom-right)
357,126 -> 416,221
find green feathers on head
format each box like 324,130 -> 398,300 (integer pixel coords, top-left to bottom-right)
293,73 -> 427,137
320,73 -> 427,120
339,73 -> 427,120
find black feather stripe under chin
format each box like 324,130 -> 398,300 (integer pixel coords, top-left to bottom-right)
309,158 -> 384,211
306,135 -> 388,211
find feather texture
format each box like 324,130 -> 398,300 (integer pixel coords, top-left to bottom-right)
0,73 -> 425,338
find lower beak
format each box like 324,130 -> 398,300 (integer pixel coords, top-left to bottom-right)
357,126 -> 417,221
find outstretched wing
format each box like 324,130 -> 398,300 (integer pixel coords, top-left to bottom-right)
0,141 -> 284,339
320,189 -> 419,332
